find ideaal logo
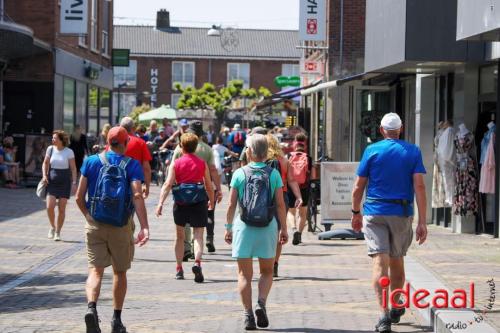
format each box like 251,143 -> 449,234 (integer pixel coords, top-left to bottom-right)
379,277 -> 496,330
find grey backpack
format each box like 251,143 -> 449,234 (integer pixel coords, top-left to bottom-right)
238,165 -> 275,227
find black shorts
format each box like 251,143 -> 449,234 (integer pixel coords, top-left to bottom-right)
173,200 -> 208,228
287,187 -> 310,207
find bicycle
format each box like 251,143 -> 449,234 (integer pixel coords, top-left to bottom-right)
152,149 -> 173,186
307,179 -> 323,233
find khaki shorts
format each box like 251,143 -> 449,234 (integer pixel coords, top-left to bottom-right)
362,215 -> 413,258
85,217 -> 135,272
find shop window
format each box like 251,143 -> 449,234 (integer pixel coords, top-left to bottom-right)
172,62 -> 195,88
227,63 -> 250,88
90,0 -> 98,51
112,93 -> 137,119
63,78 -> 75,133
480,65 -> 497,95
75,82 -> 87,133
171,93 -> 181,109
100,89 -> 111,127
88,86 -> 99,136
114,60 -> 137,88
282,64 -> 300,77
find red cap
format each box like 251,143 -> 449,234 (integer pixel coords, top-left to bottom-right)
107,126 -> 129,145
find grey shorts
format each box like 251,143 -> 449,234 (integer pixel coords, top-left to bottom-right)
362,215 -> 413,257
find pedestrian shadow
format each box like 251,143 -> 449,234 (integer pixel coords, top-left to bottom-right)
0,272 -> 87,288
203,278 -> 239,284
134,258 -> 176,263
266,328 -> 375,332
274,277 -> 355,283
0,188 -> 46,222
282,253 -> 334,257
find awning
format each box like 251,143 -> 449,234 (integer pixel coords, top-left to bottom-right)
300,72 -> 381,96
0,20 -> 51,61
138,104 -> 177,124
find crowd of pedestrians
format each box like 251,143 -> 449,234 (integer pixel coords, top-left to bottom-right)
11,112 -> 429,332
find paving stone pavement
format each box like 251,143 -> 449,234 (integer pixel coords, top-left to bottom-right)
0,186 -> 430,333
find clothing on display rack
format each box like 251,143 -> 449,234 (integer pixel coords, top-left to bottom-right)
436,126 -> 456,206
432,127 -> 446,208
453,127 -> 479,216
480,122 -> 496,165
479,132 -> 495,194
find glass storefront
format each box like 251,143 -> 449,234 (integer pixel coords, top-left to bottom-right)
63,78 -> 75,133
88,85 -> 99,136
75,82 -> 87,132
99,89 -> 111,128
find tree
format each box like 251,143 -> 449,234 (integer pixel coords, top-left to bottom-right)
174,80 -> 271,121
128,103 -> 151,123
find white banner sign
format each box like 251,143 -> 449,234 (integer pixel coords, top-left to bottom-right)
299,0 -> 326,41
60,0 -> 88,34
321,162 -> 359,221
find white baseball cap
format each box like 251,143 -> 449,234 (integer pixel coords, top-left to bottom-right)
233,123 -> 241,130
380,113 -> 402,130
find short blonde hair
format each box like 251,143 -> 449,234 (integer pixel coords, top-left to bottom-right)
180,133 -> 199,153
266,134 -> 283,160
53,130 -> 70,147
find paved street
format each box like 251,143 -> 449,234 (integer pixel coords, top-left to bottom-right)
0,186 -> 432,333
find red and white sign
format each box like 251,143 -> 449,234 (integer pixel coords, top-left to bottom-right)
299,0 -> 326,41
300,59 -> 323,75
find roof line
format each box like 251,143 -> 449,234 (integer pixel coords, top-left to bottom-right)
113,25 -> 299,32
127,53 -> 300,61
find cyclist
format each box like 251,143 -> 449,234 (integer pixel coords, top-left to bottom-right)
286,136 -> 312,245
160,119 -> 189,150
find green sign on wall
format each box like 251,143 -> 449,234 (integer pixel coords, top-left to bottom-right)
274,76 -> 301,87
112,49 -> 130,67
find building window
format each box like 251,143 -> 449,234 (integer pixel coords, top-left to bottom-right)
88,86 -> 99,136
100,89 -> 111,126
102,31 -> 109,56
227,63 -> 250,88
172,62 -> 195,88
63,78 -> 75,133
480,65 -> 498,95
78,35 -> 87,47
90,0 -> 98,51
113,93 -> 137,118
114,60 -> 137,88
282,64 -> 300,77
171,93 -> 182,109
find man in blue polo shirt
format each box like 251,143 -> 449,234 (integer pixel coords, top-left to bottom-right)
76,126 -> 150,333
351,113 -> 428,333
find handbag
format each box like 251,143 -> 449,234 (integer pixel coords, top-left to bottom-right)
36,146 -> 53,200
172,183 -> 207,205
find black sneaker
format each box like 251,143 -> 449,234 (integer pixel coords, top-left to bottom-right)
206,242 -> 216,253
183,252 -> 191,262
111,318 -> 127,333
244,313 -> 257,330
192,265 -> 204,283
292,231 -> 301,245
390,304 -> 406,324
175,270 -> 184,280
273,262 -> 279,278
255,303 -> 269,328
298,232 -> 302,244
375,315 -> 391,333
85,308 -> 101,333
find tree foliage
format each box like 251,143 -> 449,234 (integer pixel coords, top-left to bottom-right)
174,80 -> 271,119
128,103 -> 151,123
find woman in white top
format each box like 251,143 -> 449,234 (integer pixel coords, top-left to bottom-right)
42,130 -> 77,241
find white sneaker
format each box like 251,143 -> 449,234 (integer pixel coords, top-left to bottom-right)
48,228 -> 55,239
54,232 -> 61,241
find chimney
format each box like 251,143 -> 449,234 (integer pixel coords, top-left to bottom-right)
156,9 -> 170,30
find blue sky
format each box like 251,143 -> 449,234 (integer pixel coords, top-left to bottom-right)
114,0 -> 300,30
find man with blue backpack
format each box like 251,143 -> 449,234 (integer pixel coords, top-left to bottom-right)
76,126 -> 150,333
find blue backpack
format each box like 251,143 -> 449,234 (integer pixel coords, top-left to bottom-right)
89,153 -> 134,227
238,165 -> 275,227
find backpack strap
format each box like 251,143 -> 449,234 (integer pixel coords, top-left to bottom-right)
98,152 -> 109,166
119,156 -> 131,170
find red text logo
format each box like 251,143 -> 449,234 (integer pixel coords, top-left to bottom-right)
307,19 -> 318,34
379,277 -> 475,309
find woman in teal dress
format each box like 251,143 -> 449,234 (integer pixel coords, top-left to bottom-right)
225,133 -> 288,330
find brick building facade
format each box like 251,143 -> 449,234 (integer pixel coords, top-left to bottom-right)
113,10 -> 301,124
1,0 -> 114,169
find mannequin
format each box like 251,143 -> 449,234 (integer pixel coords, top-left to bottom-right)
436,121 -> 455,206
432,122 -> 446,208
458,123 -> 470,138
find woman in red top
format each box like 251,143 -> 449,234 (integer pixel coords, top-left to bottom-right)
156,133 -> 214,282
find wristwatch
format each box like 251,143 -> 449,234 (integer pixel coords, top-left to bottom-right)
351,209 -> 361,215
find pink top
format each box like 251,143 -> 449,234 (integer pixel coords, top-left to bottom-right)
479,133 -> 495,194
174,153 -> 206,184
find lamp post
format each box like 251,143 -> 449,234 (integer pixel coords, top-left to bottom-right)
116,82 -> 128,124
207,25 -> 239,52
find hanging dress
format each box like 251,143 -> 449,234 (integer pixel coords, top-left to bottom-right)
479,133 -> 495,194
453,132 -> 479,216
432,129 -> 446,208
437,127 -> 456,206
